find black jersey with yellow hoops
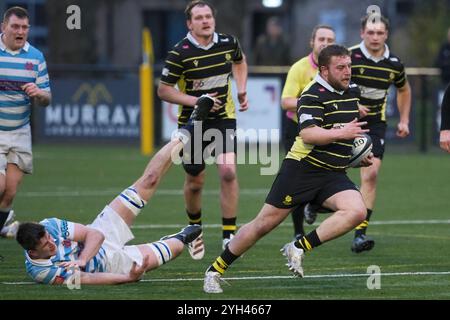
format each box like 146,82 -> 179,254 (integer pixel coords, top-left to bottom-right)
286,75 -> 360,171
160,33 -> 243,125
350,43 -> 406,123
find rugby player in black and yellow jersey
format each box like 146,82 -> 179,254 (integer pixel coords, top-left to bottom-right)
347,14 -> 412,253
157,1 -> 248,260
203,45 -> 373,294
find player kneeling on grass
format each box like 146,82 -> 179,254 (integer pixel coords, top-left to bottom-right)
15,96 -> 215,285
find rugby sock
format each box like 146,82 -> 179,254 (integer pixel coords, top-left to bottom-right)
354,209 -> 373,237
0,210 -> 9,230
294,229 -> 322,252
187,210 -> 202,225
148,241 -> 173,266
208,247 -> 239,275
222,217 -> 237,239
291,205 -> 305,237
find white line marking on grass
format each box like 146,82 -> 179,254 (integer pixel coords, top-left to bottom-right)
141,271 -> 450,282
19,189 -> 270,197
3,271 -> 450,285
131,219 -> 450,230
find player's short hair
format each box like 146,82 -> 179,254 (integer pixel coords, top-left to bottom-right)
311,24 -> 335,41
361,14 -> 390,31
318,44 -> 350,69
3,6 -> 29,22
16,222 -> 46,251
185,0 -> 216,21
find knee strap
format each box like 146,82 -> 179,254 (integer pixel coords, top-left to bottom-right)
118,186 -> 147,216
148,241 -> 173,266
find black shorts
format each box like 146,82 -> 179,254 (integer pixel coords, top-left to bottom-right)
364,122 -> 387,159
265,159 -> 359,209
180,119 -> 237,176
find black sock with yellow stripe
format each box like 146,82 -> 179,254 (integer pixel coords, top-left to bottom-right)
354,209 -> 373,237
187,210 -> 202,225
222,217 -> 237,239
294,229 -> 322,252
208,247 -> 239,274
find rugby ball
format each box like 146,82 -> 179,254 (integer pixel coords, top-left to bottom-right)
348,134 -> 373,167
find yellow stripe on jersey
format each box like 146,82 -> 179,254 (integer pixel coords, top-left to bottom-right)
314,149 -> 352,159
299,105 -> 324,110
381,102 -> 387,121
322,98 -> 359,104
352,74 -> 391,83
166,60 -> 183,68
169,51 -> 180,56
182,49 -> 236,63
324,110 -> 360,116
225,80 -> 236,119
185,62 -> 228,73
286,136 -> 314,161
301,94 -> 319,98
305,154 -> 346,169
351,65 -> 401,74
333,141 -> 353,147
395,76 -> 406,85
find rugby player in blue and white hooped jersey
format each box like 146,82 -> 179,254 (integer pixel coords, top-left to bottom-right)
16,139 -> 203,285
15,96 -> 217,285
0,7 -> 51,239
23,218 -> 108,284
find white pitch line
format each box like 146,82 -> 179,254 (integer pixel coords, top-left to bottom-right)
3,271 -> 450,285
18,189 -> 270,197
130,219 -> 450,230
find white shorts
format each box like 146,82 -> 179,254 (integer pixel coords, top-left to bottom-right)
0,124 -> 33,175
89,205 -> 143,274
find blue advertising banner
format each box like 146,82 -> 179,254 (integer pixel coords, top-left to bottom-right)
34,77 -> 140,143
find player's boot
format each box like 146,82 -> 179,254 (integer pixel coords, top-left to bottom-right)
187,95 -> 215,124
204,270 -> 224,293
280,241 -> 305,277
160,224 -> 202,245
187,230 -> 205,260
351,234 -> 375,253
0,221 -> 19,239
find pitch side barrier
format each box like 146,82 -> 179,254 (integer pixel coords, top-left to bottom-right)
33,65 -> 442,152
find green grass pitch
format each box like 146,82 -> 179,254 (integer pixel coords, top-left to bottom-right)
0,144 -> 449,300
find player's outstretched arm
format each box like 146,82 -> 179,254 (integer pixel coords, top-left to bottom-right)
76,256 -> 151,285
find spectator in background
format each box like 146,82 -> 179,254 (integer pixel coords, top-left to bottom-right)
254,16 -> 291,66
435,27 -> 450,85
0,7 -> 51,239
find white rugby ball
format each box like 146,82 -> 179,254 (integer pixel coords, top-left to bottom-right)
348,134 -> 373,167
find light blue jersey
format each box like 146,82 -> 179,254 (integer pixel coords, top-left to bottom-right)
0,34 -> 51,131
24,218 -> 107,284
